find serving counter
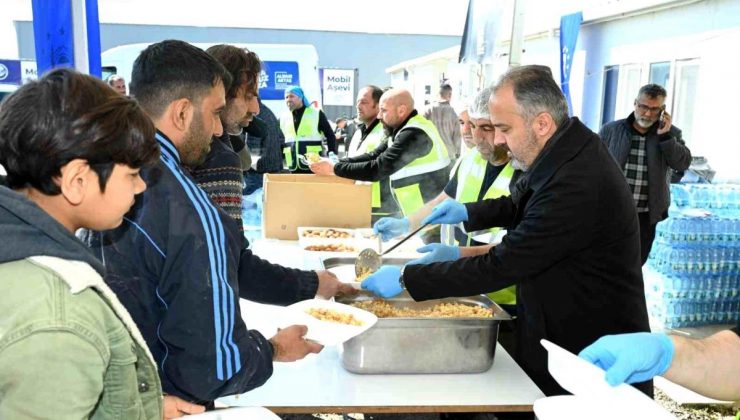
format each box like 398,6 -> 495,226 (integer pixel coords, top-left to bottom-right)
217,239 -> 544,414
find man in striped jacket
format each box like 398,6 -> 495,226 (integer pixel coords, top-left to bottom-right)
91,40 -> 352,408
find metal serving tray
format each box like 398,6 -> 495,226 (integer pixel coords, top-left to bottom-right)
321,256 -> 414,271
335,290 -> 511,374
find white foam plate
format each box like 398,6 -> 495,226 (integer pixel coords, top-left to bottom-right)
281,299 -> 377,346
327,264 -> 363,289
535,339 -> 676,420
183,406 -> 279,419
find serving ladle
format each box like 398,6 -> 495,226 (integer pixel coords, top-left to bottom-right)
354,223 -> 430,278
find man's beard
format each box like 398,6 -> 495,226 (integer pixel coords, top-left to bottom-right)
224,111 -> 247,136
225,121 -> 243,136
635,117 -> 654,129
382,121 -> 394,137
180,111 -> 211,167
510,157 -> 527,171
508,129 -> 540,172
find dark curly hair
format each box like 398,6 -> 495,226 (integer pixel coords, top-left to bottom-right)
206,44 -> 262,100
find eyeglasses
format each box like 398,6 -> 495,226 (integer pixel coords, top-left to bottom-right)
635,102 -> 665,114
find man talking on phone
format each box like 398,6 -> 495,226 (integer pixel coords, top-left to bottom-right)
600,84 -> 692,264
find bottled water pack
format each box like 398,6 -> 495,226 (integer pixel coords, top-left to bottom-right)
646,183 -> 740,328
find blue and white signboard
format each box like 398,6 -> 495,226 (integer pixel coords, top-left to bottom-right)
259,61 -> 300,100
0,60 -> 22,85
0,60 -> 37,86
321,68 -> 354,106
560,12 -> 583,116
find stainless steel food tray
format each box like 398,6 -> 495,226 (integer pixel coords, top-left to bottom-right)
336,290 -> 511,374
321,256 -> 414,271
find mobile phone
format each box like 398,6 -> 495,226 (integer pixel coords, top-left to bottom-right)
658,110 -> 665,129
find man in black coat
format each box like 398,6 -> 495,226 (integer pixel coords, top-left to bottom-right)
361,65 -> 652,397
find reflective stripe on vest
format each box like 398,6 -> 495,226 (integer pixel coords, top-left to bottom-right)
348,122 -> 385,158
388,115 -> 451,181
389,115 -> 451,216
361,124 -> 389,209
456,156 -> 514,241
478,162 -> 517,305
280,107 -> 322,140
444,153 -> 516,305
280,107 -> 324,171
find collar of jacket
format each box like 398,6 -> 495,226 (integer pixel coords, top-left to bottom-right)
391,109 -> 419,137
0,186 -> 106,274
360,118 -> 380,135
28,255 -> 158,367
511,117 -> 592,203
155,130 -> 181,164
292,105 -> 306,120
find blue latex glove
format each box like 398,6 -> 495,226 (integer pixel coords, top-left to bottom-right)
421,199 -> 468,225
361,266 -> 403,298
578,332 -> 675,386
373,217 -> 410,242
407,243 -> 460,265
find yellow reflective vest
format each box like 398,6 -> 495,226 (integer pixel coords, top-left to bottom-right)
441,151 -> 517,305
389,115 -> 451,216
280,106 -> 325,171
348,122 -> 397,218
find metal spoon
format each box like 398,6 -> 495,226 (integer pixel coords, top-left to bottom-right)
354,223 -> 429,277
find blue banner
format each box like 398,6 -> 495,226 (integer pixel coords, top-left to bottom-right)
560,11 -> 583,115
259,61 -> 300,100
31,0 -> 102,77
0,60 -> 22,85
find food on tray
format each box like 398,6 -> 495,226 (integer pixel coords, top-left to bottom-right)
351,300 -> 492,318
358,230 -> 378,239
305,152 -> 322,163
304,244 -> 356,252
302,228 -> 353,239
306,308 -> 363,326
355,266 -> 373,282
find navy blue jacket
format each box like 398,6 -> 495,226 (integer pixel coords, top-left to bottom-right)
91,132 -> 318,403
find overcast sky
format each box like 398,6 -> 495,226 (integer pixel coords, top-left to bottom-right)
0,0 -> 675,59
4,0 -> 470,36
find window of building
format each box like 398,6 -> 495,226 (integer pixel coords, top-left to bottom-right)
601,58 -> 700,139
615,64 -> 642,120
649,61 -> 671,88
601,65 -> 619,125
672,58 -> 700,147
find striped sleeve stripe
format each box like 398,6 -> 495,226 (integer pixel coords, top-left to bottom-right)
159,153 -> 240,380
183,160 -> 241,375
156,134 -> 241,380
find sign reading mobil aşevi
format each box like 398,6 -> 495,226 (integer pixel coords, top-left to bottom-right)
259,61 -> 300,100
321,68 -> 354,106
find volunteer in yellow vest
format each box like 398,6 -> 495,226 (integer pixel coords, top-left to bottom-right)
372,87 -> 520,310
346,85 -> 400,221
310,88 -> 451,240
279,85 -> 336,173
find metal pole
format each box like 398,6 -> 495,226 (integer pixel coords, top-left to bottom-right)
70,0 -> 90,74
508,0 -> 525,69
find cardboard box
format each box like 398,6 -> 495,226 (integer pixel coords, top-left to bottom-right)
263,174 -> 371,240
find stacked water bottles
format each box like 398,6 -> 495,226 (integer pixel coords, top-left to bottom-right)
645,183 -> 740,328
